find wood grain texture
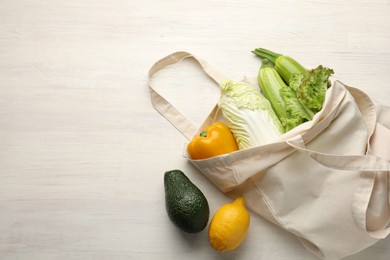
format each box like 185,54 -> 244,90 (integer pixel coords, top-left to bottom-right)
0,0 -> 389,259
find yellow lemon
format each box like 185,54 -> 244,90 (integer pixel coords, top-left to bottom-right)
208,196 -> 250,252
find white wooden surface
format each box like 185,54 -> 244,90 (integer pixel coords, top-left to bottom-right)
1,0 -> 389,259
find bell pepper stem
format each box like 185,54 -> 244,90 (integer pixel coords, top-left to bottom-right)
200,131 -> 207,137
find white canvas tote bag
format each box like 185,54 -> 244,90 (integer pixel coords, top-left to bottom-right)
148,51 -> 390,260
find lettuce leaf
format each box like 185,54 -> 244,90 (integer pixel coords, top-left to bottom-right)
279,85 -> 314,131
290,65 -> 334,113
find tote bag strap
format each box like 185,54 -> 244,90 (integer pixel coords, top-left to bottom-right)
148,51 -> 228,140
286,135 -> 390,238
345,86 -> 378,151
346,85 -> 390,159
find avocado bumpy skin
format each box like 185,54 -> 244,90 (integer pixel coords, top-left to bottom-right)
164,170 -> 210,233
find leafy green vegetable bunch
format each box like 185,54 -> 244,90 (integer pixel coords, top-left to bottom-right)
253,48 -> 334,132
217,48 -> 334,150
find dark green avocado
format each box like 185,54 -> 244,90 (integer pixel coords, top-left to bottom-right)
164,170 -> 210,233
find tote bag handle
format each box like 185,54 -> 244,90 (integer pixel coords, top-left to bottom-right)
286,135 -> 390,239
148,52 -> 383,142
148,51 -> 228,140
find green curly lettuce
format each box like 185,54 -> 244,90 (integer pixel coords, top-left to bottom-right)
290,65 -> 334,113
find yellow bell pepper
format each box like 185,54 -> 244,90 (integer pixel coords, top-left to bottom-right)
187,122 -> 239,160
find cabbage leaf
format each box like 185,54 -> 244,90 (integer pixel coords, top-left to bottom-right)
218,80 -> 284,149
